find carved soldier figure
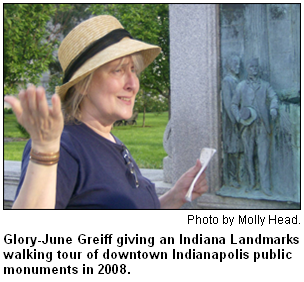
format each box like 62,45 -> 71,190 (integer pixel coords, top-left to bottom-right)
231,58 -> 278,195
221,54 -> 242,187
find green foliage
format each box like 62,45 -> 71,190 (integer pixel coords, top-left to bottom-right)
4,114 -> 22,138
4,108 -> 13,115
16,124 -> 30,138
3,4 -> 72,95
47,4 -> 92,94
4,111 -> 30,138
4,114 -> 30,160
135,89 -> 169,113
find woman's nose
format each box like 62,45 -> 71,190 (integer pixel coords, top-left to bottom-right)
124,71 -> 139,91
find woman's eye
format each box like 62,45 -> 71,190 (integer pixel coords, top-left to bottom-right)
131,66 -> 138,74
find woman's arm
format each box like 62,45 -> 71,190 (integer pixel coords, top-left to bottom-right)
4,85 -> 64,209
159,160 -> 208,209
13,162 -> 59,209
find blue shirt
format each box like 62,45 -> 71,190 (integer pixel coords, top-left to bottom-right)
16,122 -> 161,209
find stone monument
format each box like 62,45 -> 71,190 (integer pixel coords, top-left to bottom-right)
164,4 -> 300,209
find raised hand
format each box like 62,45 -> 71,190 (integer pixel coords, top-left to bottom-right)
4,85 -> 64,152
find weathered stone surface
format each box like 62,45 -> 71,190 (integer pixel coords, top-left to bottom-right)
218,4 -> 300,203
167,4 -> 221,194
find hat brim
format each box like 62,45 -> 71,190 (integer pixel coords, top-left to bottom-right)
240,107 -> 257,126
56,37 -> 161,100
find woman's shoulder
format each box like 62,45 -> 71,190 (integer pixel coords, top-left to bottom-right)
60,122 -> 86,153
61,122 -> 89,143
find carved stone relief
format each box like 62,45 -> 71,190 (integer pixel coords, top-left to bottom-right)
218,4 -> 300,203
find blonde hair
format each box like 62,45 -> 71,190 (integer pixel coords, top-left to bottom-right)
62,73 -> 93,123
62,52 -> 144,123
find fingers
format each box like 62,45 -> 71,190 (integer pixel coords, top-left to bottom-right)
49,93 -> 62,118
19,87 -> 33,124
186,159 -> 202,177
27,85 -> 50,119
4,95 -> 23,120
36,87 -> 49,119
27,85 -> 38,113
196,172 -> 208,188
6,85 -> 64,150
6,85 -> 55,126
195,159 -> 202,171
193,169 -> 208,189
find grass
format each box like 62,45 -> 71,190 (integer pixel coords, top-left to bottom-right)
4,114 -> 23,138
4,112 -> 169,169
4,141 -> 28,161
4,114 -> 29,161
113,112 -> 168,168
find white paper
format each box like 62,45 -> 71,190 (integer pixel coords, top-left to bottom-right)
185,147 -> 216,202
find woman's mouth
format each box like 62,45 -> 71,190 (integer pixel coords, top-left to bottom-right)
118,97 -> 131,101
118,96 -> 132,105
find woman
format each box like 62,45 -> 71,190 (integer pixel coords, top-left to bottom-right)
5,15 -> 208,209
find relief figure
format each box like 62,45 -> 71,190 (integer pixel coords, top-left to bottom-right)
221,54 -> 243,188
231,58 -> 279,196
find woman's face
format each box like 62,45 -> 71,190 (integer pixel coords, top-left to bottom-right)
80,56 -> 139,125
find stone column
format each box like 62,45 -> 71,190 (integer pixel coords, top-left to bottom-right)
168,4 -> 221,193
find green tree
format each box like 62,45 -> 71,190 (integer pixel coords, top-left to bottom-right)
4,4 -> 71,95
47,4 -> 92,94
89,4 -> 170,125
135,90 -> 168,127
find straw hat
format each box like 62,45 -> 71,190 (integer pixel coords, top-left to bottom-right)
55,15 -> 161,100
